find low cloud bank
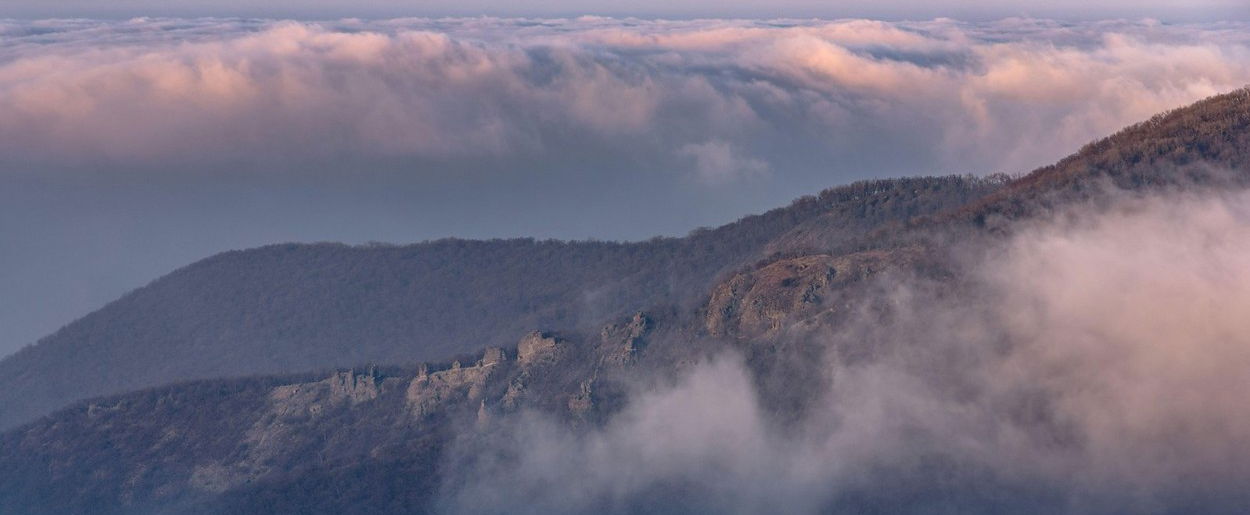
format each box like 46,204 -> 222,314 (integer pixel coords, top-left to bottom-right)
445,192 -> 1250,513
2,17 -> 1249,181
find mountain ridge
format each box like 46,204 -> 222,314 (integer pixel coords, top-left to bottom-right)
0,175 -> 1002,430
3,87 -> 1250,513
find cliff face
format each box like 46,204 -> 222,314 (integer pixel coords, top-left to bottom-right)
407,349 -> 504,418
187,370 -> 387,495
705,249 -> 922,338
0,245 -> 975,514
0,316 -> 665,514
598,312 -> 650,367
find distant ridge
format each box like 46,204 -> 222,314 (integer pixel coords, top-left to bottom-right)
0,175 -> 998,430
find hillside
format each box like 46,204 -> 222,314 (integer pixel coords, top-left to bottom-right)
960,87 -> 1250,225
2,88 -> 1249,514
0,175 -> 1001,430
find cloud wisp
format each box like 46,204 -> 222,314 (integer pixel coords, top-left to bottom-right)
443,191 -> 1250,513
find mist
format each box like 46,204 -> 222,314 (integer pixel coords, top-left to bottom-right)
442,191 -> 1250,513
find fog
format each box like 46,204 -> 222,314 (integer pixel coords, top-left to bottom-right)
443,192 -> 1250,513
3,17 -> 1250,357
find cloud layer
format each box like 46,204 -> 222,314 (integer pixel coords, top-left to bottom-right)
3,17 -> 1250,180
444,192 -> 1250,513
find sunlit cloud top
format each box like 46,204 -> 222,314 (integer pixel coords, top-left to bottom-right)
2,17 -> 1249,181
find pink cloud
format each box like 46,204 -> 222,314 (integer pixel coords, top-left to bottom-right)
1,18 -> 1248,181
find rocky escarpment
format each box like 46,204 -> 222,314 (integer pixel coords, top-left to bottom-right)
177,245 -> 921,501
261,324 -> 650,431
191,368 -> 407,493
270,368 -> 398,415
0,171 -> 1008,432
0,239 -> 934,513
598,312 -> 651,367
502,332 -> 564,409
705,248 -> 923,338
0,312 -> 665,513
407,348 -> 506,418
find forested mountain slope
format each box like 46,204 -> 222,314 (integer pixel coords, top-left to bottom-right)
0,175 -> 1000,430
960,87 -> 1250,224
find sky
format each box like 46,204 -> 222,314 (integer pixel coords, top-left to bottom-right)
2,4 -> 1250,357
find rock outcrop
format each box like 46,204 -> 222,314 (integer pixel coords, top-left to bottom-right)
567,379 -> 594,416
705,249 -> 920,338
406,348 -> 506,418
193,368 -> 398,493
598,312 -> 651,366
516,331 -> 562,366
269,368 -> 392,418
504,332 -> 568,409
